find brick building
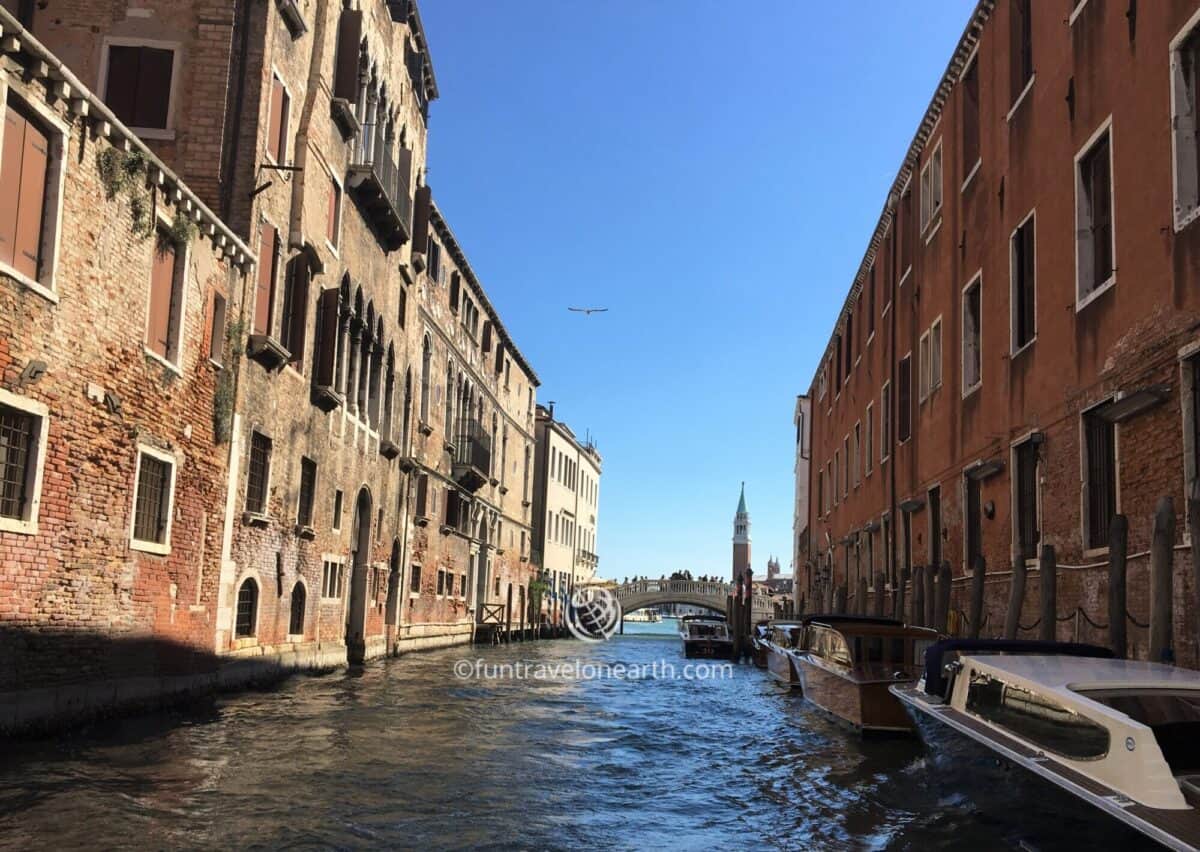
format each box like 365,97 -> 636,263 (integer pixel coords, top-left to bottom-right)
804,0 -> 1200,665
0,7 -> 253,726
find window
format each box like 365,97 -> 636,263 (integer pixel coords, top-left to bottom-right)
0,391 -> 48,534
967,671 -> 1109,760
920,140 -> 943,233
900,183 -> 914,274
1014,438 -> 1040,562
419,336 -> 432,423
333,488 -> 344,531
246,431 -> 272,515
962,58 -> 980,182
880,382 -> 892,461
833,451 -> 840,505
930,318 -> 942,392
234,578 -> 259,638
289,582 -> 306,635
398,285 -> 407,329
131,446 -> 175,552
297,457 -> 316,528
327,172 -> 342,249
898,355 -> 912,443
437,568 -> 446,597
844,311 -> 854,376
817,469 -> 824,517
865,403 -> 874,476
427,239 -> 442,283
1084,409 -> 1117,550
835,335 -> 843,388
928,484 -> 943,567
853,422 -> 861,487
1075,122 -> 1115,305
410,564 -> 422,594
414,474 -> 429,519
146,228 -> 186,365
322,559 -> 345,598
1010,0 -> 1033,107
962,276 -> 982,394
267,73 -> 290,163
1011,211 -> 1036,351
279,257 -> 309,368
0,95 -> 60,290
919,330 -> 931,401
842,435 -> 849,498
1172,19 -> 1200,228
209,291 -> 227,364
255,223 -> 279,336
868,264 -> 876,338
102,42 -> 176,132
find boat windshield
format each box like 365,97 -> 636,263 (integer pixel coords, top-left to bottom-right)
1081,689 -> 1200,774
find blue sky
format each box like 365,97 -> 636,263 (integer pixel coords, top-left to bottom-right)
419,1 -> 975,581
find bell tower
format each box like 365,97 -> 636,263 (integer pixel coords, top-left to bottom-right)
732,482 -> 751,584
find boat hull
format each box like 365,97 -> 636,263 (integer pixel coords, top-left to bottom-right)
681,638 -> 734,660
765,645 -> 801,688
792,654 -> 913,733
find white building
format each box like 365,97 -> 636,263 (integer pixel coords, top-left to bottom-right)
532,404 -> 602,625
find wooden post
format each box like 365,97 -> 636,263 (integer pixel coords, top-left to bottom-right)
1109,514 -> 1128,658
833,584 -> 847,614
1190,480 -> 1200,665
911,565 -> 925,627
874,571 -> 886,617
970,554 -> 986,639
1150,497 -> 1177,665
935,561 -> 952,634
1005,556 -> 1027,639
1038,544 -> 1056,643
924,563 -> 936,628
895,566 -> 909,623
857,576 -> 868,617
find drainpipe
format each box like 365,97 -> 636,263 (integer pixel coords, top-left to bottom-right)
288,0 -> 332,250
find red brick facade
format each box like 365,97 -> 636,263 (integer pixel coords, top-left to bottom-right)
805,0 -> 1200,665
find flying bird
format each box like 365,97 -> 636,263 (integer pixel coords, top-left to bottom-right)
568,307 -> 609,315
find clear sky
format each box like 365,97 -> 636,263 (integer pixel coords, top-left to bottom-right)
418,1 -> 975,582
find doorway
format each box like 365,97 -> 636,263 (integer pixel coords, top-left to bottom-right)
347,487 -> 371,662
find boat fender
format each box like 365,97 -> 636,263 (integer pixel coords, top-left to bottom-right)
941,660 -> 962,701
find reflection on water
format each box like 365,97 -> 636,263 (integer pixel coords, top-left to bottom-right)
0,635 -> 1091,850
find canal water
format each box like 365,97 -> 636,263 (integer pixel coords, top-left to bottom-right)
0,624 -> 1138,850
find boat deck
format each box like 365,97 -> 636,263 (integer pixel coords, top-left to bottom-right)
894,686 -> 1200,851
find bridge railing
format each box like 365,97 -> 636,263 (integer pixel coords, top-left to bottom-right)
612,579 -> 732,599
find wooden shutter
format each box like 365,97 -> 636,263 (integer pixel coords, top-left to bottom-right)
411,185 -> 431,254
395,145 -> 413,202
494,341 -> 504,375
449,271 -> 460,311
255,224 -> 276,335
268,76 -> 285,162
0,106 -> 25,269
13,115 -> 48,281
415,474 -> 428,517
135,47 -> 174,129
482,320 -> 492,352
282,259 -> 309,365
103,46 -> 140,126
327,178 -> 339,244
147,238 -> 176,357
314,287 -> 340,388
333,10 -> 363,101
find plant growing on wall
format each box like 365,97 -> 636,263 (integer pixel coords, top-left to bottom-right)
96,146 -> 154,240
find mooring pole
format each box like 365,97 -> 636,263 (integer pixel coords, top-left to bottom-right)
935,561 -> 951,634
874,571 -> 886,617
924,564 -> 935,628
1109,514 -> 1128,658
969,554 -> 986,639
833,584 -> 846,614
1005,556 -> 1027,639
895,566 -> 909,623
857,576 -> 868,618
1191,481 -> 1200,666
1038,545 -> 1056,643
1150,497 -> 1177,665
911,565 -> 925,627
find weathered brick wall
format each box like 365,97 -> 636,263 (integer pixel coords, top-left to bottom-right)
0,56 -> 247,690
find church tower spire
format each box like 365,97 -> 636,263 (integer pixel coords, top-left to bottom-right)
732,482 -> 751,584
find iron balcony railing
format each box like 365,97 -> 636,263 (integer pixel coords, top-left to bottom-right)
349,122 -> 413,248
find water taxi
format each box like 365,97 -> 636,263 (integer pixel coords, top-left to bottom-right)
785,615 -> 940,733
891,640 -> 1200,850
761,622 -> 804,688
623,610 -> 663,623
678,614 -> 734,659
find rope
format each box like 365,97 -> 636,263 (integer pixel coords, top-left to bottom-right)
1127,610 -> 1150,629
1018,617 -> 1042,631
1076,608 -> 1108,630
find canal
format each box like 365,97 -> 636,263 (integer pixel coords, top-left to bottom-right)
0,625 -> 1125,850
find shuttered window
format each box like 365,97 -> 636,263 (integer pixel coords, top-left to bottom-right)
1011,214 -> 1036,350
103,45 -> 174,130
898,355 -> 912,442
209,291 -> 227,364
415,473 -> 429,518
255,224 -> 278,336
0,99 -> 50,281
267,74 -> 289,163
1077,129 -> 1114,301
1085,412 -> 1117,549
409,564 -> 422,594
327,175 -> 341,246
1015,440 -> 1039,561
146,232 -> 179,360
279,257 -> 309,367
313,287 -> 341,390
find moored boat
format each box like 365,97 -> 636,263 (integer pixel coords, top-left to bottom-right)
891,639 -> 1200,851
761,622 -> 804,688
786,615 -> 940,733
678,614 -> 734,659
751,621 -> 771,669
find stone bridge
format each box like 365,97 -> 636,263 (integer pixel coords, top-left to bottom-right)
607,579 -> 776,622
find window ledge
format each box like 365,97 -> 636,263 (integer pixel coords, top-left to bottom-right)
923,216 -> 943,245
276,0 -> 308,37
962,382 -> 982,401
1011,337 -> 1036,360
242,511 -> 271,527
1068,1 -> 1090,27
0,516 -> 38,536
1076,275 -> 1116,312
1082,545 -> 1110,560
418,421 -> 434,436
1174,204 -> 1200,234
247,334 -> 291,371
143,347 -> 182,377
312,384 -> 344,413
1006,75 -> 1036,123
295,524 -> 316,540
415,515 -> 430,528
898,265 -> 913,288
325,239 -> 339,259
131,538 -> 170,556
329,98 -> 361,138
960,159 -> 982,194
131,127 -> 176,141
0,262 -> 58,304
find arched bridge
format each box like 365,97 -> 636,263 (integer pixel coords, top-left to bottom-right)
609,579 -> 776,622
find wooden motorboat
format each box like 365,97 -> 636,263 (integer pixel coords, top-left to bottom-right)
892,639 -> 1200,851
751,621 -> 771,669
761,622 -> 804,688
785,615 -> 940,733
678,614 -> 734,659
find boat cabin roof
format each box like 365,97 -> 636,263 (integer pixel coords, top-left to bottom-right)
681,614 -> 725,623
809,621 -> 937,641
801,614 -> 902,628
970,654 -> 1200,704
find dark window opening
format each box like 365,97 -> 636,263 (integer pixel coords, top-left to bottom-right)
289,582 -> 306,635
246,432 -> 272,515
297,457 -> 316,527
1016,440 -> 1039,561
235,578 -> 258,638
0,403 -> 35,521
1085,411 -> 1117,549
104,44 -> 174,129
133,452 -> 171,544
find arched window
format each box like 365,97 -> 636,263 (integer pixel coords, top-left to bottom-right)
289,582 -> 306,635
383,346 -> 395,441
419,335 -> 432,422
444,361 -> 455,440
235,578 -> 258,638
402,367 -> 413,448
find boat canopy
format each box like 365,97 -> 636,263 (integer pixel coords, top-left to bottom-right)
921,639 -> 1114,698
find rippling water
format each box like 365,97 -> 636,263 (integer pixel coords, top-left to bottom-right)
0,629 -> 1125,850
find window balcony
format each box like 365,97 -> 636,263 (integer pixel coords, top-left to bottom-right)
452,419 -> 491,493
347,125 -> 412,252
